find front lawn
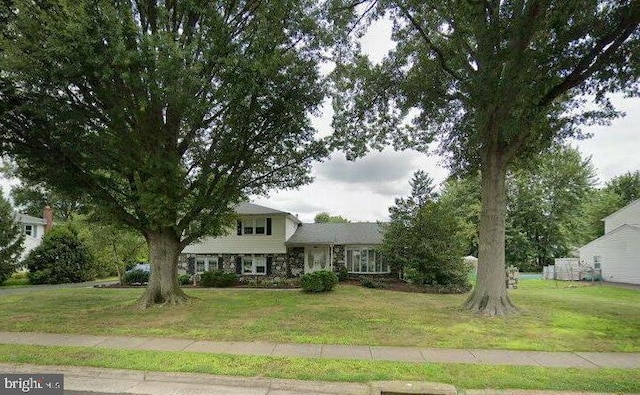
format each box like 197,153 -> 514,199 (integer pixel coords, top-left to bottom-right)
0,280 -> 638,352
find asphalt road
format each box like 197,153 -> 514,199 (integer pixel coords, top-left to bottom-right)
66,392 -> 117,395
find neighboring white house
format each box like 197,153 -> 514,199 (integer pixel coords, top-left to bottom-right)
579,199 -> 640,285
13,206 -> 54,262
181,202 -> 387,277
14,213 -> 47,261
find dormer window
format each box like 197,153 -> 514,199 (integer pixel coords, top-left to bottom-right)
237,218 -> 272,236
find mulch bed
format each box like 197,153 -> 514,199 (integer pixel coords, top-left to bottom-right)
95,278 -> 469,293
342,277 -> 471,294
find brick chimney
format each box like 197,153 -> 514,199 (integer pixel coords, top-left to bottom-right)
43,205 -> 53,233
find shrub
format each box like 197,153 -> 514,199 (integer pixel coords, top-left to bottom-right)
338,266 -> 349,282
25,225 -> 98,284
178,274 -> 191,285
199,270 -> 237,288
3,272 -> 30,286
301,270 -> 338,293
360,277 -> 384,289
11,271 -> 28,280
125,269 -> 149,285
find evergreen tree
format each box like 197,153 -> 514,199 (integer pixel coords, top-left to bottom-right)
0,195 -> 24,283
381,171 -> 470,289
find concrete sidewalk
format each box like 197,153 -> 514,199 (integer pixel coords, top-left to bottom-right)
1,331 -> 639,369
0,363 -> 628,395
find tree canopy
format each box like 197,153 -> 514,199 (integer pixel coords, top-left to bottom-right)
0,194 -> 24,283
604,170 -> 640,206
381,171 -> 470,291
440,145 -> 596,271
314,212 -> 350,223
329,0 -> 640,315
0,0 -> 329,306
504,146 -> 596,269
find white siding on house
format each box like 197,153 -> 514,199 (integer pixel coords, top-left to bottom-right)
183,215 -> 288,254
604,199 -> 640,234
285,216 -> 298,241
20,223 -> 46,261
579,225 -> 640,285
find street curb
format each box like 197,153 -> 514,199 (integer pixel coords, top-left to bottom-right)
0,363 -> 632,395
0,363 -> 370,394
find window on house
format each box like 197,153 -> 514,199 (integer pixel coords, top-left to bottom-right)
238,217 -> 272,236
194,256 -> 221,273
24,225 -> 33,237
196,258 -> 206,273
242,256 -> 253,274
241,255 -> 268,275
243,220 -> 254,235
255,218 -> 266,234
255,256 -> 266,274
593,256 -> 602,269
346,247 -> 389,274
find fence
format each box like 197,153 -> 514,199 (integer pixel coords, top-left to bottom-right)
543,264 -> 602,282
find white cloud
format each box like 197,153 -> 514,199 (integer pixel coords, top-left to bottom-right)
575,95 -> 640,185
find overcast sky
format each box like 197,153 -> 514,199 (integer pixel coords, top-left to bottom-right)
252,95 -> 640,223
255,20 -> 640,222
2,19 -> 639,223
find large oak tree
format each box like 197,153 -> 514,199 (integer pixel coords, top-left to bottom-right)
330,0 -> 640,315
0,0 -> 328,306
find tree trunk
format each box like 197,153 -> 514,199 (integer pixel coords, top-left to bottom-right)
464,152 -> 517,316
137,228 -> 189,308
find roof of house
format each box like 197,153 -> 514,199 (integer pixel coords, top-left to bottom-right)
236,202 -> 289,215
14,213 -> 47,225
286,222 -> 385,245
579,223 -> 640,251
235,202 -> 301,224
602,198 -> 640,222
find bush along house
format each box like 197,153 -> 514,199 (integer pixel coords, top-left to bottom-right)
180,203 -> 389,279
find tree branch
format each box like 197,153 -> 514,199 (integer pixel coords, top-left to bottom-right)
396,2 -> 464,82
538,7 -> 640,107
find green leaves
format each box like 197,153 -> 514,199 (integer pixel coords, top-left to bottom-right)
381,171 -> 470,288
1,0 -> 329,244
0,195 -> 24,283
330,0 -> 640,169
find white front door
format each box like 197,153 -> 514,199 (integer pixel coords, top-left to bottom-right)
305,246 -> 331,273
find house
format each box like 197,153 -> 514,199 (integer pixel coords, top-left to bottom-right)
578,199 -> 640,285
181,203 -> 388,277
14,206 -> 54,261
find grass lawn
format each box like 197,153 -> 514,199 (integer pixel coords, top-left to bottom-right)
0,279 -> 638,352
0,344 -> 639,392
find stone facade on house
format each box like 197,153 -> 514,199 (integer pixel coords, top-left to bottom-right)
180,203 -> 388,279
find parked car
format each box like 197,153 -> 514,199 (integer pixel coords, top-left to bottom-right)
127,263 -> 150,273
